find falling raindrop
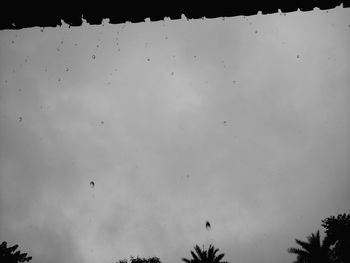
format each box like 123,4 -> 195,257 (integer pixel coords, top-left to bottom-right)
92,55 -> 96,59
90,181 -> 95,188
206,221 -> 211,230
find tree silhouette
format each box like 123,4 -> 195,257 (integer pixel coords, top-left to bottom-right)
287,230 -> 330,263
322,213 -> 350,263
182,244 -> 228,263
116,256 -> 161,263
0,241 -> 32,263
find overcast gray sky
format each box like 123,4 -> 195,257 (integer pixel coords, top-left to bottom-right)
1,6 -> 350,263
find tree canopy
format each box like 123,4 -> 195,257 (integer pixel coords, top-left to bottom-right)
322,213 -> 350,263
0,241 -> 32,263
116,256 -> 162,263
182,244 -> 228,263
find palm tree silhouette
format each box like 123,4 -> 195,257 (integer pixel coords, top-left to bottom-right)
182,244 -> 228,263
287,230 -> 330,263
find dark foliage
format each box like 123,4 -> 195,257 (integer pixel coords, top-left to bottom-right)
0,241 -> 32,263
182,244 -> 228,263
287,230 -> 331,263
116,256 -> 161,263
322,213 -> 350,263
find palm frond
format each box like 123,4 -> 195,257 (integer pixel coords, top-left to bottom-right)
181,258 -> 192,263
287,247 -> 309,257
213,253 -> 226,263
295,239 -> 311,252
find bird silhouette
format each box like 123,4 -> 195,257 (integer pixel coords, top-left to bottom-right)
206,221 -> 211,230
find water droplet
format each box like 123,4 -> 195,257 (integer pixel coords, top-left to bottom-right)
90,181 -> 95,188
92,55 -> 96,59
206,221 -> 211,230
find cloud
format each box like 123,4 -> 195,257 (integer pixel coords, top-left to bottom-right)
1,7 -> 350,263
